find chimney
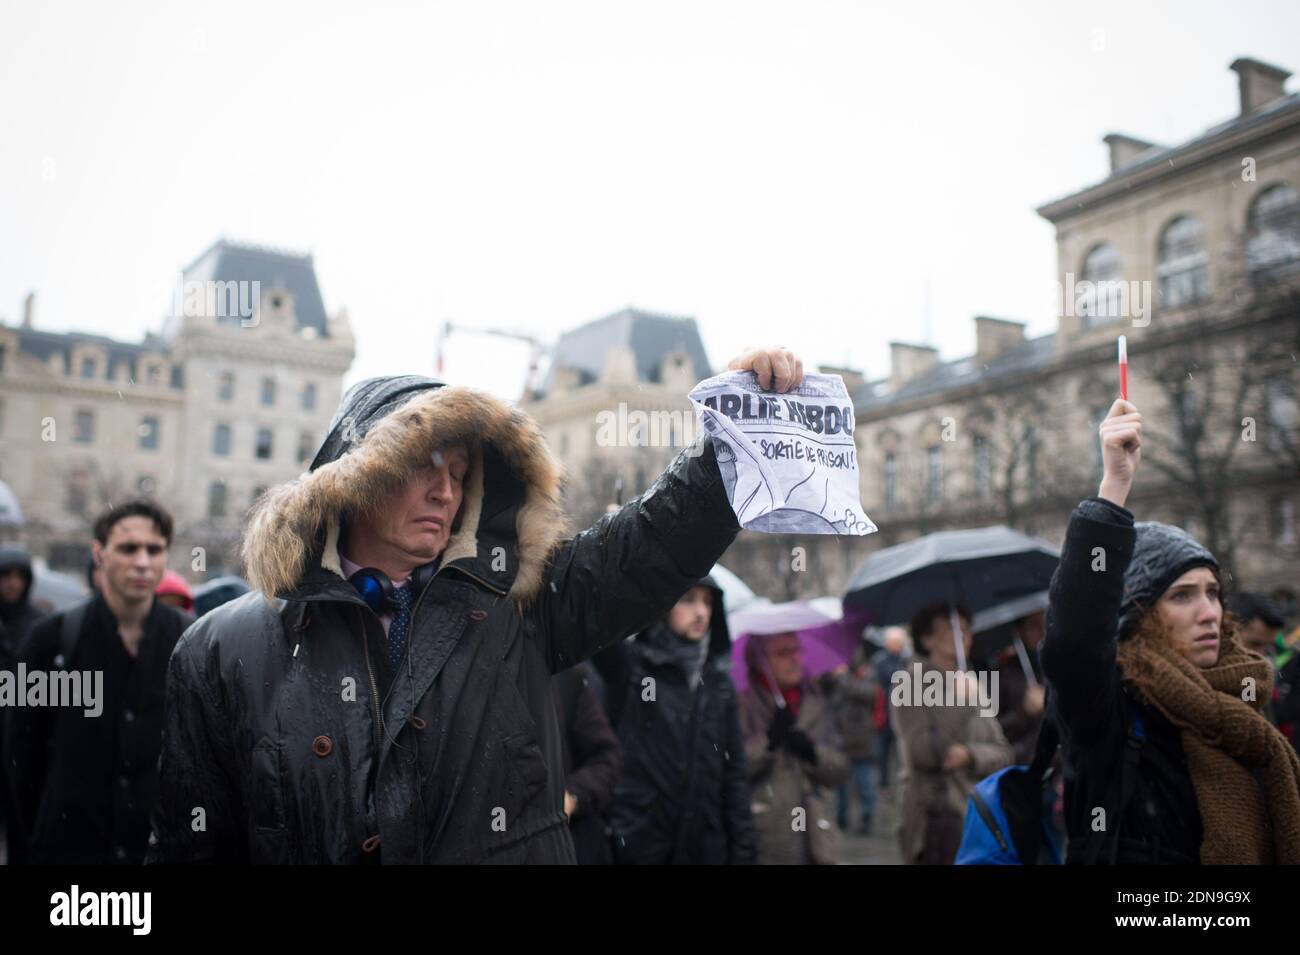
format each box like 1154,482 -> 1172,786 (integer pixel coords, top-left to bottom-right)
889,342 -> 939,392
1229,58 -> 1291,115
600,344 -> 637,385
22,291 -> 35,328
658,350 -> 695,391
1102,133 -> 1158,173
817,364 -> 865,395
974,316 -> 1026,365
549,364 -> 582,396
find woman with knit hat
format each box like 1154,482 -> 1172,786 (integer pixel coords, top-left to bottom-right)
1041,398 -> 1300,864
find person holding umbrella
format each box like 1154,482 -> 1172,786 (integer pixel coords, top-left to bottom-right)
738,631 -> 848,864
993,610 -> 1047,765
1041,398 -> 1300,864
891,601 -> 1012,864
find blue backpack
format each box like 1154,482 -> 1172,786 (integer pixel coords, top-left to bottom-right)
955,706 -> 1063,865
955,697 -> 1148,865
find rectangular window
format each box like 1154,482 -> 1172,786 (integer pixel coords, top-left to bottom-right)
218,371 -> 235,401
67,477 -> 89,516
256,427 -> 274,460
209,482 -> 227,519
301,381 -> 317,411
80,357 -> 96,379
139,416 -> 159,450
1176,388 -> 1200,447
974,436 -> 991,498
74,410 -> 95,444
884,453 -> 897,511
1276,498 -> 1297,547
261,377 -> 276,407
213,423 -> 231,456
1266,373 -> 1297,452
1025,424 -> 1039,495
926,446 -> 943,503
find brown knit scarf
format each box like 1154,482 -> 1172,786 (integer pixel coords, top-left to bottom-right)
1117,621 -> 1300,864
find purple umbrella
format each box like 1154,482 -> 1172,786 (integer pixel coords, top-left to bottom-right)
729,598 -> 871,694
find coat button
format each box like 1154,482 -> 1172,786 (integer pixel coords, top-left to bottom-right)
123,709 -> 135,722
312,735 -> 333,757
469,609 -> 487,621
362,834 -> 381,853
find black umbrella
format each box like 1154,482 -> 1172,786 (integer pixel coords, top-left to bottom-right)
971,591 -> 1050,684
843,526 -> 1059,671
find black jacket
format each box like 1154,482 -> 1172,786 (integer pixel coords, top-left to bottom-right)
553,663 -> 622,864
595,576 -> 757,864
6,591 -> 190,864
1040,498 -> 1202,864
0,544 -> 46,865
0,545 -> 44,670
146,377 -> 740,864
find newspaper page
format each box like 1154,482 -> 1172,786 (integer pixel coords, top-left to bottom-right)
688,370 -> 876,535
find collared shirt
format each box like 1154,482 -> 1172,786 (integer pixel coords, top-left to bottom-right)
339,554 -> 408,637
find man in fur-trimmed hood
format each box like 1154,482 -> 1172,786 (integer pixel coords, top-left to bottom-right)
148,349 -> 803,864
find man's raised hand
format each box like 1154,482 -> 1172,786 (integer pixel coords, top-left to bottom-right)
728,346 -> 805,393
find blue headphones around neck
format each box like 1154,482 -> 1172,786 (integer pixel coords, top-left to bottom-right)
348,561 -> 437,615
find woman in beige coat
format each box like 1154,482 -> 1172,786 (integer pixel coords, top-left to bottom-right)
890,602 -> 1012,864
738,631 -> 849,864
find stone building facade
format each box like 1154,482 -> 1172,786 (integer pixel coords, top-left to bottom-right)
0,240 -> 355,578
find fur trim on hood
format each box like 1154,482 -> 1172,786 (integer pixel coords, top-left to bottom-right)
242,382 -> 567,605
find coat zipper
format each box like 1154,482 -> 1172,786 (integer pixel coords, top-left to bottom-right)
355,562 -> 507,757
356,606 -> 384,752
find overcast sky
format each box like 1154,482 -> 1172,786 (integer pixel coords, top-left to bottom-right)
3,0 -> 1298,401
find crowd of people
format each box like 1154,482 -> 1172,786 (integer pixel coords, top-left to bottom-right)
2,352 -> 1299,865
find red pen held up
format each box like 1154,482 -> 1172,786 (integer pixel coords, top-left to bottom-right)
1118,335 -> 1128,401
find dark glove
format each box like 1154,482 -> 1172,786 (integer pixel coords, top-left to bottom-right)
784,728 -> 819,765
767,705 -> 796,750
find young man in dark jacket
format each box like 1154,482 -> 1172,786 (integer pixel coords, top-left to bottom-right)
147,347 -> 802,864
6,500 -> 190,864
595,576 -> 756,864
1,545 -> 47,864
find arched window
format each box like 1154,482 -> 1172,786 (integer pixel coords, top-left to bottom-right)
1157,216 -> 1209,308
1078,243 -> 1123,328
1246,183 -> 1300,284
